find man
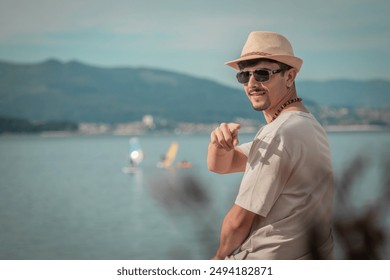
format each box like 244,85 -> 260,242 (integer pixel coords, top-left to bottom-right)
207,31 -> 334,260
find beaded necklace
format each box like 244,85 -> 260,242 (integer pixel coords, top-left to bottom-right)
271,97 -> 303,122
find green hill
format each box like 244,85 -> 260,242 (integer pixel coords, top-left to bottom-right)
0,59 -> 389,124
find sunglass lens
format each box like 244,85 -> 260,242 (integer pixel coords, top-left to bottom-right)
253,70 -> 270,82
236,70 -> 271,84
236,71 -> 250,84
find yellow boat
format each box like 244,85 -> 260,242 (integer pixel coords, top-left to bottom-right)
158,141 -> 179,168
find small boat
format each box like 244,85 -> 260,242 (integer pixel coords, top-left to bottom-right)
122,137 -> 144,174
177,160 -> 192,169
157,141 -> 178,168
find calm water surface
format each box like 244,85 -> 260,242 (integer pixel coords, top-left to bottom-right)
0,132 -> 389,259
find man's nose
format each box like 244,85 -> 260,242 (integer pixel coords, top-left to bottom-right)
247,73 -> 258,87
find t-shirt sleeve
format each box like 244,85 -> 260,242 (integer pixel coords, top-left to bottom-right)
237,141 -> 253,157
235,135 -> 293,217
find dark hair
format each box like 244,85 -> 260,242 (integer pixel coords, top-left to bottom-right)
237,58 -> 292,74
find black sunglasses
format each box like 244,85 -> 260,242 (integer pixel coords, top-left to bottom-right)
236,68 -> 282,84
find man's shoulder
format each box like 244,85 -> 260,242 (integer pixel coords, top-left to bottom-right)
278,111 -> 321,133
259,111 -> 325,146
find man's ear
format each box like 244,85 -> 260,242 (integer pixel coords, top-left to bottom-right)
286,68 -> 297,88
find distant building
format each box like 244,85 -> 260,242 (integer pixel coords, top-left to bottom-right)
142,115 -> 155,129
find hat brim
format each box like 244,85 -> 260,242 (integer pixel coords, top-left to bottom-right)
225,54 -> 303,72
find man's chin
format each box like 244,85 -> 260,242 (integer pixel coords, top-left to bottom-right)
252,104 -> 268,112
252,106 -> 264,112
250,99 -> 269,112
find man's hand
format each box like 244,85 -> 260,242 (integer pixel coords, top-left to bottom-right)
210,123 -> 241,151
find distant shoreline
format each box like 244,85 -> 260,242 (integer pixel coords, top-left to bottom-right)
324,124 -> 390,133
1,124 -> 390,137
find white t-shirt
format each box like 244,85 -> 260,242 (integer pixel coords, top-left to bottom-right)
228,111 -> 334,260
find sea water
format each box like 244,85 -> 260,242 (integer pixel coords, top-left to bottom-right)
0,131 -> 389,259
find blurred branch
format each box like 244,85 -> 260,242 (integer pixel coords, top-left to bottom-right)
333,156 -> 389,259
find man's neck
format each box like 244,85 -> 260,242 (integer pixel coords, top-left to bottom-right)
263,88 -> 308,123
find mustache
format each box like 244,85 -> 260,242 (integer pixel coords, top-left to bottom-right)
248,87 -> 266,95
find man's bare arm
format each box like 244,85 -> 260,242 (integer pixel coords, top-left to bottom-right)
212,204 -> 257,260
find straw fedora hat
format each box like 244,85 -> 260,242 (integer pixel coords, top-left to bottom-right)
225,31 -> 303,71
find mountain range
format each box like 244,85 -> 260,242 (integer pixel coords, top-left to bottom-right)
0,59 -> 389,124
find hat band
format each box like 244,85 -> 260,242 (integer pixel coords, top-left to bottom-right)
241,51 -> 272,57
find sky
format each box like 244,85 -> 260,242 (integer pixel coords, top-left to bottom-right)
0,0 -> 389,87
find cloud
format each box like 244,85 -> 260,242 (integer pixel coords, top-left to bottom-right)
0,0 -> 389,82
1,0 -> 388,51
